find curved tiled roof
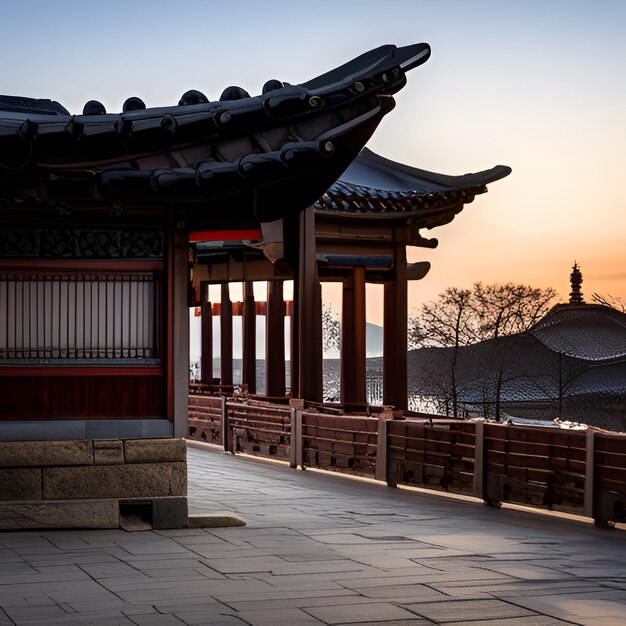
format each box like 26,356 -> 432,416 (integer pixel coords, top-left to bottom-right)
530,304 -> 626,362
315,148 -> 511,220
0,44 -> 431,221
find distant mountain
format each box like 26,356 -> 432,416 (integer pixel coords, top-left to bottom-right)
366,322 -> 383,357
322,322 -> 382,359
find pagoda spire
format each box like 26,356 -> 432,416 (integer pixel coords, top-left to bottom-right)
569,261 -> 584,304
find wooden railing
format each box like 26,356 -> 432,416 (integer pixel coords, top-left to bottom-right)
482,423 -> 587,512
386,420 -> 477,495
594,432 -> 626,522
187,393 -> 626,527
225,400 -> 292,461
188,394 -> 223,445
302,413 -> 378,475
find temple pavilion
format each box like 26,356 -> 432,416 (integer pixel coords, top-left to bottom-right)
0,42 -> 510,529
190,147 -> 510,410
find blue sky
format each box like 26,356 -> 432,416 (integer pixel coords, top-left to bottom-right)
2,1 -> 625,317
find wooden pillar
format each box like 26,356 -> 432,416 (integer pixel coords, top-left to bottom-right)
297,206 -> 323,402
383,242 -> 408,410
266,280 -> 286,397
220,283 -> 233,386
341,266 -> 367,404
200,281 -> 213,384
282,215 -> 299,399
242,281 -> 256,394
172,227 -> 189,437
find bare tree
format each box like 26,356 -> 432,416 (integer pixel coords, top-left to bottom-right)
408,288 -> 476,417
472,283 -> 556,338
472,283 -> 556,419
322,304 -> 340,354
592,293 -> 626,313
408,283 -> 557,419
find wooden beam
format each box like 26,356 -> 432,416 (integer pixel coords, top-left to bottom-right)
266,280 -> 286,397
196,256 -> 291,283
297,206 -> 323,402
242,281 -> 256,394
314,219 -> 395,242
316,242 -> 395,257
383,241 -> 408,410
200,281 -> 213,384
341,266 -> 367,404
220,283 -> 233,386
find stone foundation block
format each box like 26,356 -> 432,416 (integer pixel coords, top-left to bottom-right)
0,499 -> 118,530
42,462 -> 187,499
0,440 -> 93,467
94,440 -> 124,464
0,468 -> 42,500
124,438 -> 187,463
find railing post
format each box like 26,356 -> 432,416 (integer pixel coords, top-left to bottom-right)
376,415 -> 389,485
473,421 -> 485,500
295,409 -> 303,468
584,429 -> 595,519
290,408 -> 297,468
221,397 -> 231,454
289,399 -> 304,469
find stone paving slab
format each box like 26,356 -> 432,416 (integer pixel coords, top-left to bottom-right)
218,590 -> 367,612
27,613 -> 134,625
499,593 -> 626,625
0,446 -> 624,625
169,610 -> 249,625
1,604 -> 71,623
304,601 -> 420,624
243,596 -> 406,615
342,622 -> 433,626
446,618 -> 570,626
234,607 -> 326,625
128,614 -> 187,625
405,597 -> 538,621
347,583 -> 446,602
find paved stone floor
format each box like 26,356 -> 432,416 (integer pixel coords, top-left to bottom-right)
0,445 -> 624,625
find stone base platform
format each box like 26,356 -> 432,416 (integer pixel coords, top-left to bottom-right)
0,438 -> 188,530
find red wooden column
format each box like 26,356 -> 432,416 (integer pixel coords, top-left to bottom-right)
171,227 -> 190,437
242,281 -> 256,394
341,266 -> 367,405
220,283 -> 233,386
383,242 -> 408,410
297,206 -> 323,402
200,281 -> 213,384
266,280 -> 286,397
290,295 -> 298,398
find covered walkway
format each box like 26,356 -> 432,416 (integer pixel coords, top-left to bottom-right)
0,446 -> 624,625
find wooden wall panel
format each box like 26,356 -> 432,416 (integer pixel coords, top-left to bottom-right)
0,375 -> 165,419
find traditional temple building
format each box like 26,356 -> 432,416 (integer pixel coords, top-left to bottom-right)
406,264 -> 626,430
0,43 -> 438,529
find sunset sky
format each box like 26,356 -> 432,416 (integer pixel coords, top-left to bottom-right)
2,0 -> 624,324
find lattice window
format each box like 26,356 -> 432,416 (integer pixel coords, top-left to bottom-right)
0,271 -> 161,363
